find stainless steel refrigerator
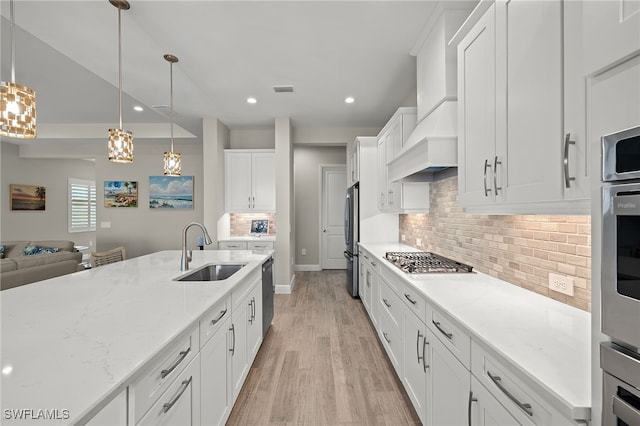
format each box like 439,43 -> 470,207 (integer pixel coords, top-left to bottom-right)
344,182 -> 359,297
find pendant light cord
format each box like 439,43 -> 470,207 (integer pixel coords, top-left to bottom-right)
117,5 -> 123,130
170,61 -> 175,152
10,0 -> 15,83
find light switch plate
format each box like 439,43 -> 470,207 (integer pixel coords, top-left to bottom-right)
548,272 -> 574,296
416,238 -> 422,247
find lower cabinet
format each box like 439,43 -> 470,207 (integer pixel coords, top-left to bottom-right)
137,354 -> 201,426
360,249 -> 379,328
471,376 -> 523,426
402,309 -> 429,424
201,314 -> 233,426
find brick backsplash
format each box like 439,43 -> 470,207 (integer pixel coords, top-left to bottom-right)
230,213 -> 276,236
399,176 -> 591,312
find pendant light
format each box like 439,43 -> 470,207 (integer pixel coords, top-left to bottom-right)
107,0 -> 133,163
0,0 -> 37,139
163,54 -> 181,176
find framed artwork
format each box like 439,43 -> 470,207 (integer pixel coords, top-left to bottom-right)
10,184 -> 46,210
251,219 -> 269,235
104,181 -> 138,207
149,176 -> 193,209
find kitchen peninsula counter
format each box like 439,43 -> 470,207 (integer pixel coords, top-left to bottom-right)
0,250 -> 272,425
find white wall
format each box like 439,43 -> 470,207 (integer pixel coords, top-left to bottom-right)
275,118 -> 294,293
293,146 -> 346,267
230,129 -> 275,149
1,142 -> 96,248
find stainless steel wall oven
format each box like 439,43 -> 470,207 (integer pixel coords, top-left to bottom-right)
601,125 -> 640,425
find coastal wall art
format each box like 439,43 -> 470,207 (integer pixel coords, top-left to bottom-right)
104,181 -> 138,207
10,184 -> 46,211
149,176 -> 193,209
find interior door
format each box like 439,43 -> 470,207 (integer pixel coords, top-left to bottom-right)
321,165 -> 347,269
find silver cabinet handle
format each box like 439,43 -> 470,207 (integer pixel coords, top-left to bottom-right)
366,271 -> 371,287
252,196 -> 255,208
229,324 -> 235,355
432,320 -> 453,340
162,376 -> 192,413
161,347 -> 191,379
248,300 -> 254,324
383,332 -> 391,344
363,254 -> 369,259
483,159 -> 492,196
468,391 -> 477,426
371,261 -> 377,267
248,196 -> 251,208
383,298 -> 391,308
210,309 -> 227,326
388,190 -> 394,205
493,156 -> 502,195
613,394 -> 640,425
416,330 -> 424,364
404,293 -> 417,305
563,133 -> 576,189
251,297 -> 256,322
422,338 -> 429,372
487,371 -> 533,416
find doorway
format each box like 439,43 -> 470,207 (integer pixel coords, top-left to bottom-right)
320,165 -> 346,269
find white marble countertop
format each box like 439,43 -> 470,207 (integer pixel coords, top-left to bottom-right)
219,236 -> 276,241
0,249 -> 272,425
360,242 -> 591,421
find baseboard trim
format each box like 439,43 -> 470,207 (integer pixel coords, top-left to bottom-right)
275,285 -> 290,294
294,264 -> 322,271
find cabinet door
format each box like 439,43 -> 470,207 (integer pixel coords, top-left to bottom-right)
428,329 -> 471,426
86,390 -> 127,426
471,376 -> 523,426
385,128 -> 402,212
402,311 -> 428,424
137,355 -> 201,426
247,284 -> 263,362
231,302 -> 249,402
201,316 -> 232,426
225,153 -> 253,212
251,152 -> 275,211
458,4 -> 497,206
498,0 -> 563,204
377,138 -> 387,210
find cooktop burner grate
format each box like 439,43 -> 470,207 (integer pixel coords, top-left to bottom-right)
385,251 -> 473,274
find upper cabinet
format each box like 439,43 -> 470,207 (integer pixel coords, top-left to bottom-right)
224,150 -> 275,213
346,137 -> 360,187
456,0 -> 589,214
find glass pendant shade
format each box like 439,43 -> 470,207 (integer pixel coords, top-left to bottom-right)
108,128 -> 134,163
163,151 -> 182,176
1,0 -> 37,139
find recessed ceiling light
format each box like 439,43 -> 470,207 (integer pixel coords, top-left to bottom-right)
133,105 -> 143,112
247,97 -> 257,104
345,96 -> 355,104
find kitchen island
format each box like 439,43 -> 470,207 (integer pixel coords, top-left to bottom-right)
0,249 -> 272,425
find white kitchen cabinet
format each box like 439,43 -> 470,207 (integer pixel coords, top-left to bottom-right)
378,276 -> 403,375
457,0 -> 589,214
225,150 -> 275,213
346,137 -> 360,186
471,376 -> 523,426
402,307 -> 429,424
200,313 -> 233,426
218,240 -> 274,250
137,355 -> 201,426
359,248 -> 379,328
583,0 -> 640,76
86,390 -> 127,426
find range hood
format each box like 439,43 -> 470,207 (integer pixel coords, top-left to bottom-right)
388,115 -> 458,182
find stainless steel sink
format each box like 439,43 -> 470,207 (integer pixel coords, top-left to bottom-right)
175,264 -> 245,282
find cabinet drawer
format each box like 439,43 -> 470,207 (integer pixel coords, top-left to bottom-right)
379,277 -> 402,327
247,241 -> 274,250
378,302 -> 402,373
131,327 -> 199,423
360,249 -> 380,273
427,306 -> 471,369
472,341 -> 552,425
200,296 -> 230,347
137,354 -> 201,426
379,262 -> 402,296
218,241 -> 248,250
400,281 -> 427,321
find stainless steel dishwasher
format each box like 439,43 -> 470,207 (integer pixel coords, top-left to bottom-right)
262,256 -> 274,337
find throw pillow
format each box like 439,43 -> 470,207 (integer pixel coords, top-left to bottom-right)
22,245 -> 59,256
0,245 -> 4,259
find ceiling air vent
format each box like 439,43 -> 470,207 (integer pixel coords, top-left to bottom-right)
152,105 -> 181,117
273,85 -> 294,93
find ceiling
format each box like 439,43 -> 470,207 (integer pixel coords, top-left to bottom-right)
1,1 -> 441,143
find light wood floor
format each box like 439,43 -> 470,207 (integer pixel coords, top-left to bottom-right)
227,270 -> 421,426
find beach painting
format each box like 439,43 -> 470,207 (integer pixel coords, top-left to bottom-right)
104,181 -> 138,207
10,184 -> 46,210
149,176 -> 193,209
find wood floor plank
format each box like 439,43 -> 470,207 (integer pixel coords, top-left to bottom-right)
226,270 -> 421,426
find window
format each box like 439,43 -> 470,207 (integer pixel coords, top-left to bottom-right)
68,178 -> 96,233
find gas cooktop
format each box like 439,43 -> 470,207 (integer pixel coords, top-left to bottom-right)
385,251 -> 473,274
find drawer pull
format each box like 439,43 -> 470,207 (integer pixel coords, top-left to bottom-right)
416,330 -> 423,364
613,395 -> 640,425
160,347 -> 191,379
371,261 -> 377,267
162,376 -> 192,413
230,324 -> 236,355
383,298 -> 391,308
487,371 -> 533,417
383,332 -> 391,344
468,391 -> 477,426
432,320 -> 453,340
423,338 -> 430,372
210,309 -> 227,326
404,293 -> 417,305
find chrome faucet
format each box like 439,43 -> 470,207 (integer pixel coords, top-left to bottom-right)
181,222 -> 213,271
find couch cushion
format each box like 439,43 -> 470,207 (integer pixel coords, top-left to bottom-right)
13,251 -> 79,270
0,258 -> 17,273
2,241 -> 29,258
0,245 -> 4,259
28,240 -> 75,253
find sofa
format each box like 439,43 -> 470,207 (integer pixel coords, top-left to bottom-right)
1,241 -> 83,291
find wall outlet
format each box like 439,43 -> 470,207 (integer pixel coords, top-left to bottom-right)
401,234 -> 406,242
416,238 -> 422,247
301,248 -> 307,256
100,221 -> 111,229
548,273 -> 574,296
